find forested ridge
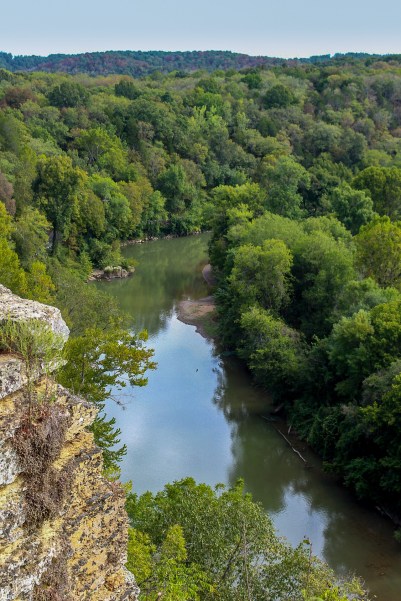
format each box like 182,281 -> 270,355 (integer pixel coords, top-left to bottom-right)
0,49 -> 399,77
0,50 -> 283,76
0,56 -> 401,597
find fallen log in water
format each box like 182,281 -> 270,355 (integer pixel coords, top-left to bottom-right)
273,425 -> 308,465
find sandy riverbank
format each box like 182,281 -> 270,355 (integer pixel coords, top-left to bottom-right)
178,295 -> 216,338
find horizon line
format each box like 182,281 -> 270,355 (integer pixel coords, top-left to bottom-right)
1,48 -> 395,61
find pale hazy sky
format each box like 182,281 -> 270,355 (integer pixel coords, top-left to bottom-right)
1,0 -> 400,58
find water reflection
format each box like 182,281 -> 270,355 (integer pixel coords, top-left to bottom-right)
99,234 -> 401,601
210,355 -> 401,599
99,235 -> 209,335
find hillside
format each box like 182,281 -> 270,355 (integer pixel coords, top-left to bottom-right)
0,49 -> 395,77
0,54 -> 401,548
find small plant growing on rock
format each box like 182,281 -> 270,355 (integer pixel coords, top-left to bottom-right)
0,317 -> 65,407
1,318 -> 73,530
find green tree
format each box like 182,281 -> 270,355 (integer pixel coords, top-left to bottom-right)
49,267 -> 122,335
140,190 -> 167,236
207,182 -> 266,270
229,240 -> 293,314
25,261 -> 56,304
0,110 -> 29,154
303,122 -> 342,161
13,207 -> 50,268
59,325 -> 155,403
227,210 -> 304,252
238,306 -> 304,397
0,200 -> 13,238
305,154 -> 353,216
0,201 -> 27,294
76,127 -> 128,179
327,309 -> 375,400
292,231 -> 355,337
302,215 -> 353,245
90,175 -> 133,242
126,478 -> 367,601
157,163 -> 202,234
353,166 -> 401,220
327,300 -> 401,399
74,188 -> 106,240
355,216 -> 401,288
0,170 -> 15,214
47,81 -> 89,108
0,238 -> 27,294
333,277 -> 400,322
34,155 -> 85,253
259,156 -> 310,219
115,79 -> 141,100
128,524 -> 209,601
13,146 -> 37,213
263,84 -> 297,109
325,183 -> 375,234
359,366 -> 401,509
242,71 -> 263,89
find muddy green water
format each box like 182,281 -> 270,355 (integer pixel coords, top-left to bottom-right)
99,234 -> 401,600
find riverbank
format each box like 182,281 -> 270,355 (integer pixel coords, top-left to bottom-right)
178,295 -> 217,339
179,260 -> 401,537
100,233 -> 401,600
121,231 -> 205,247
88,265 -> 135,281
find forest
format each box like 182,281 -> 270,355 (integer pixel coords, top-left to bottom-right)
0,49 -> 398,77
1,55 -> 401,597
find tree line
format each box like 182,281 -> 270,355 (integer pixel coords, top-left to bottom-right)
1,50 -> 395,77
1,56 -> 401,598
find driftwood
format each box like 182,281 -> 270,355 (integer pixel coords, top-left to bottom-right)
273,426 -> 308,465
260,415 -> 309,465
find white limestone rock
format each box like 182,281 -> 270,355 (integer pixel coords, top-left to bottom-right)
0,285 -> 69,340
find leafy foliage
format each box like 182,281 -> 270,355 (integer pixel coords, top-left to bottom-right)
58,324 -> 155,472
1,55 -> 401,530
126,478 -> 368,601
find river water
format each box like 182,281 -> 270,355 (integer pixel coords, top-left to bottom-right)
99,233 -> 401,601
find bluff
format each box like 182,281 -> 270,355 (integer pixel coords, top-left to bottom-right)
0,285 -> 139,600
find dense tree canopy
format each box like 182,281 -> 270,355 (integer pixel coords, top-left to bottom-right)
0,55 -> 401,568
126,478 -> 368,601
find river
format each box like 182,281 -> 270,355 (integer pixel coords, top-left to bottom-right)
98,233 -> 401,601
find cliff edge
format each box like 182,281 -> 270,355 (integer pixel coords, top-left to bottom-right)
0,285 -> 139,600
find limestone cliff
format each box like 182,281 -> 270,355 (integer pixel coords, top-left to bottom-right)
0,285 -> 139,601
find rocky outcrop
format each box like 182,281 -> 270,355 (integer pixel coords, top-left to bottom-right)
0,286 -> 139,601
0,285 -> 69,341
88,266 -> 135,281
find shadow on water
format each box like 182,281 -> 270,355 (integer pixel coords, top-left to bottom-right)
99,233 -> 401,601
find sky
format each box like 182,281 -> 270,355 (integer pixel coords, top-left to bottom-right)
1,0 -> 400,58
